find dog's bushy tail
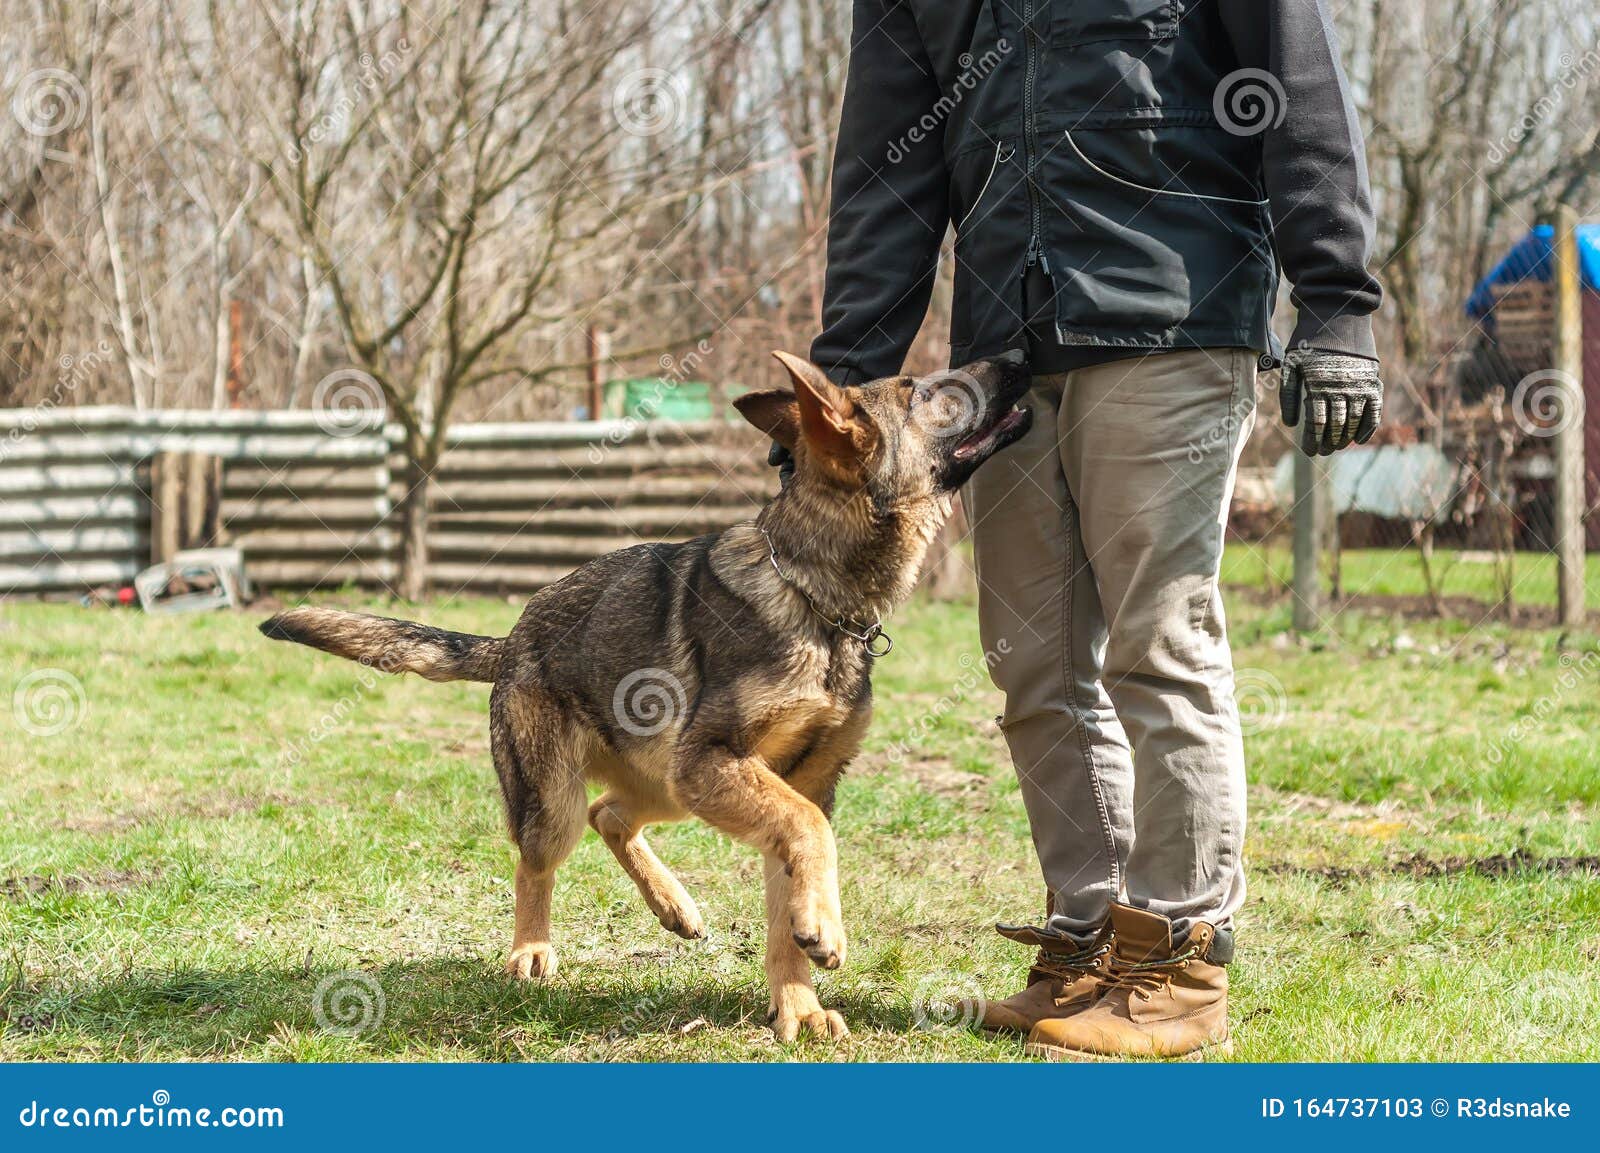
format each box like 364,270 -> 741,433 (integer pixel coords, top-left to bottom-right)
259,607 -> 504,683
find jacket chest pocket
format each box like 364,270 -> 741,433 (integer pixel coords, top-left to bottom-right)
1052,0 -> 1180,46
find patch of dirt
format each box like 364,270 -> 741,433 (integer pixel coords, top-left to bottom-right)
60,791 -> 296,834
414,726 -> 489,758
1225,582 -> 1561,628
1391,848 -> 1600,879
862,752 -> 988,799
1253,787 -> 1410,823
1,867 -> 160,901
1259,848 -> 1600,889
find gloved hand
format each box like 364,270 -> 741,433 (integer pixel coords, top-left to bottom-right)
767,440 -> 796,488
1279,348 -> 1384,456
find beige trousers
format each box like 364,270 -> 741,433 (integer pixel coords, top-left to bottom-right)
963,348 -> 1255,942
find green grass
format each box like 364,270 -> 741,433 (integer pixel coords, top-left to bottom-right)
2,565 -> 1598,1062
1223,542 -> 1600,612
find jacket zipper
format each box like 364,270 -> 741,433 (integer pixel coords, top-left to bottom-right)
1022,0 -> 1042,269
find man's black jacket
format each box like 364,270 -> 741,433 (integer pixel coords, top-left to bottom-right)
809,0 -> 1382,383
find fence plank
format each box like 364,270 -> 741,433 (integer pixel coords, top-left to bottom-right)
0,462 -> 138,494
0,526 -> 146,559
0,408 -> 770,596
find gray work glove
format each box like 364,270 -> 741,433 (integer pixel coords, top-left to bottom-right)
767,440 -> 796,488
1279,348 -> 1384,456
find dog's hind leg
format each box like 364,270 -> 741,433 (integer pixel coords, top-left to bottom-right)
588,791 -> 704,940
493,687 -> 587,980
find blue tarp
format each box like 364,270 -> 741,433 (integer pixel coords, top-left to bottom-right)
1465,223 -> 1600,319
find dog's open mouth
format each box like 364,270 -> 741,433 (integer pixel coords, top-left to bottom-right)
952,405 -> 1031,462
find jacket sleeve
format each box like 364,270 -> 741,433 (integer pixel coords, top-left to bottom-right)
809,0 -> 950,385
1218,0 -> 1382,360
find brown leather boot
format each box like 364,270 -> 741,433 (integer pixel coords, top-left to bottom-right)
958,922 -> 1113,1033
1024,903 -> 1231,1060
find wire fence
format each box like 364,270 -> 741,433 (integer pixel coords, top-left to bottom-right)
1227,340 -> 1596,627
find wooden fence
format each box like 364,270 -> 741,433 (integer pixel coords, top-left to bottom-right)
0,408 -> 772,597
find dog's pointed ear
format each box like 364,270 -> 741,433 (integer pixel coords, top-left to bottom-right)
771,351 -> 855,458
731,388 -> 799,450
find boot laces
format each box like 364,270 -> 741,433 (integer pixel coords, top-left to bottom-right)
1032,941 -> 1111,983
1107,946 -> 1198,1000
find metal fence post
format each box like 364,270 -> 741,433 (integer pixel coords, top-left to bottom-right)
1292,448 -> 1324,631
1552,204 -> 1588,628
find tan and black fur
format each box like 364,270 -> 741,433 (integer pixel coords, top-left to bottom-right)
261,350 -> 1032,1040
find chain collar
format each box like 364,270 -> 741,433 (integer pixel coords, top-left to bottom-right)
758,526 -> 894,657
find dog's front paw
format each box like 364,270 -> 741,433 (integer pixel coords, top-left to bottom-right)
768,990 -> 850,1042
504,943 -> 557,980
790,890 -> 847,970
656,896 -> 705,941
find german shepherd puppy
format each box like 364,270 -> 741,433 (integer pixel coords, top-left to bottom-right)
261,350 -> 1031,1040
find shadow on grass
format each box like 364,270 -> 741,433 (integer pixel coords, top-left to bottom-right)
3,958 -> 915,1060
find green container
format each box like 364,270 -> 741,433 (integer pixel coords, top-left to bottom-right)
601,379 -> 746,422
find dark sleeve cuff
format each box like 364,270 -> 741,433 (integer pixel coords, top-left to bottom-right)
1289,310 -> 1378,361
